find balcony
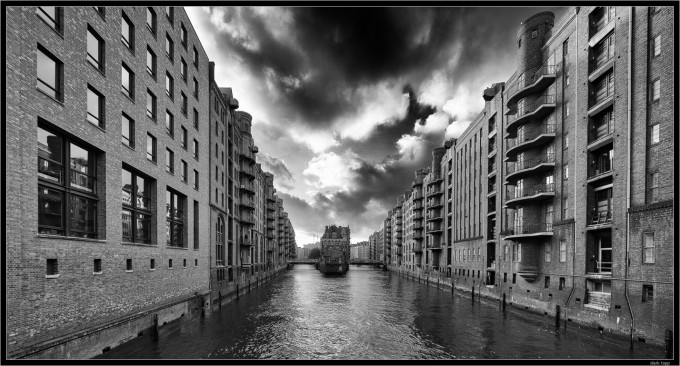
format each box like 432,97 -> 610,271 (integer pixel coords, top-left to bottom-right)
427,223 -> 443,233
505,153 -> 555,182
395,247 -> 402,256
506,183 -> 555,207
413,222 -> 423,229
429,241 -> 443,250
239,198 -> 256,210
426,212 -> 443,222
240,214 -> 255,226
505,124 -> 556,159
488,161 -> 497,177
240,182 -> 255,194
266,195 -> 277,203
587,154 -> 613,183
240,236 -> 254,246
518,264 -> 539,281
412,243 -> 423,253
506,94 -> 556,133
502,222 -> 553,240
427,173 -> 443,185
506,64 -> 559,108
427,199 -> 443,208
588,75 -> 614,117
240,147 -> 255,162
426,187 -> 443,198
413,233 -> 423,240
487,227 -> 496,242
413,212 -> 423,220
239,165 -> 255,179
266,203 -> 276,211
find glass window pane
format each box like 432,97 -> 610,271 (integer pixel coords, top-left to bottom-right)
122,114 -> 132,146
37,49 -> 58,98
37,7 -> 58,29
37,126 -> 63,181
87,88 -> 100,125
122,17 -> 131,45
122,66 -> 131,95
122,209 -> 133,240
136,213 -> 151,241
69,195 -> 97,237
122,168 -> 132,205
38,186 -> 63,233
87,30 -> 100,67
70,144 -> 96,192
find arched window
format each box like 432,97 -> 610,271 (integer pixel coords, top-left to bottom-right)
216,215 -> 225,266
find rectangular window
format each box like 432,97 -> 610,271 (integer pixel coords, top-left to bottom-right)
194,200 -> 199,249
166,148 -> 174,174
559,277 -> 565,290
146,7 -> 156,35
36,7 -> 63,33
545,242 -> 551,262
169,259 -> 173,268
193,108 -> 199,130
166,188 -> 185,247
563,164 -> 569,180
122,167 -> 152,244
181,23 -> 188,48
95,7 -> 106,18
150,258 -> 156,270
193,77 -> 199,98
181,160 -> 187,182
121,63 -> 134,99
146,47 -> 156,77
559,240 -> 567,262
648,172 -> 659,203
46,259 -> 59,276
146,133 -> 156,162
565,101 -> 570,117
166,6 -> 174,23
642,284 -> 654,302
181,126 -> 187,149
181,58 -> 188,82
544,276 -> 550,288
650,124 -> 659,144
121,12 -> 134,51
652,35 -> 661,57
193,46 -> 199,68
121,113 -> 134,148
563,197 -> 569,218
94,258 -> 102,274
165,33 -> 174,62
37,45 -> 63,101
146,89 -> 156,120
38,125 -> 98,238
512,273 -> 516,284
126,259 -> 133,271
165,110 -> 174,137
166,72 -> 174,99
87,85 -> 104,128
193,139 -> 199,160
87,26 -> 104,72
194,170 -> 199,190
643,232 -> 655,263
651,79 -> 660,102
181,92 -> 188,115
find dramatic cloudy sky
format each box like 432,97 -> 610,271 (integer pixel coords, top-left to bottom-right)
186,6 -> 566,245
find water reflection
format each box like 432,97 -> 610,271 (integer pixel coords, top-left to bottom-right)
97,265 -> 663,360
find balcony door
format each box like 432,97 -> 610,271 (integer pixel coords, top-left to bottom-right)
514,207 -> 524,233
597,234 -> 612,273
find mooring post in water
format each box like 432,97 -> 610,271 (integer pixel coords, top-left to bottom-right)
665,329 -> 673,359
151,314 -> 159,339
471,285 -> 475,301
555,305 -> 561,328
502,293 -> 506,310
236,284 -> 239,299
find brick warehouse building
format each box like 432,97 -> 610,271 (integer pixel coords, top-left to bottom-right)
381,6 -> 674,345
5,6 -> 296,359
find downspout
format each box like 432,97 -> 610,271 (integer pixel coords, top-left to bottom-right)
564,6 -> 579,320
624,6 -> 635,348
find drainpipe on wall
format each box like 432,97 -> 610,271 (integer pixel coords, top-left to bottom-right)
624,6 -> 635,349
564,7 -> 580,320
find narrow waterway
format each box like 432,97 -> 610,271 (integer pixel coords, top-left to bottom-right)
98,265 -> 664,360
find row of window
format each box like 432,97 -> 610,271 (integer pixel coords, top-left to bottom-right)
44,257 -> 199,278
39,124 -> 202,247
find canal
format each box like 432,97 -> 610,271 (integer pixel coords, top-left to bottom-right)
97,265 -> 664,360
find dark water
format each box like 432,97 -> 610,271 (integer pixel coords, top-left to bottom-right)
98,265 -> 664,360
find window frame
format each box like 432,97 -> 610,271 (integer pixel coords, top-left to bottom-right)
166,148 -> 174,174
181,92 -> 188,115
652,34 -> 661,58
121,62 -> 135,100
166,188 -> 186,248
86,85 -> 105,128
180,126 -> 188,149
121,11 -> 135,52
36,45 -> 64,102
165,72 -> 174,100
642,284 -> 654,302
651,79 -> 661,102
86,25 -> 105,73
193,139 -> 199,160
165,32 -> 174,63
180,58 -> 188,82
193,46 -> 199,68
193,169 -> 199,190
122,166 -> 154,244
146,46 -> 157,78
146,89 -> 157,121
146,133 -> 157,162
643,232 -> 655,264
146,7 -> 157,36
181,23 -> 188,49
36,7 -> 63,35
121,113 -> 134,148
37,123 -> 99,238
559,240 -> 567,262
180,159 -> 188,183
165,109 -> 174,137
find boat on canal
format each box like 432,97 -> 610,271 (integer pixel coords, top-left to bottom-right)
318,225 -> 350,275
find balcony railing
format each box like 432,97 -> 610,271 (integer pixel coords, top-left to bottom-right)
412,243 -> 422,252
508,94 -> 556,124
588,156 -> 613,179
507,124 -> 556,151
240,182 -> 255,193
488,227 -> 496,241
506,182 -> 556,201
503,222 -> 553,236
588,210 -> 612,226
506,64 -> 558,102
506,153 -> 555,175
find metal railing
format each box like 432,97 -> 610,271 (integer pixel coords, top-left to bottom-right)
506,153 -> 555,175
588,210 -> 612,225
507,124 -> 556,150
506,64 -> 559,99
588,155 -> 613,179
506,182 -> 555,201
503,222 -> 553,236
508,94 -> 556,123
